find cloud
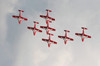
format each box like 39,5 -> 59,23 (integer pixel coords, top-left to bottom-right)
51,49 -> 73,66
0,0 -> 18,44
98,58 -> 100,66
33,50 -> 48,66
1,0 -> 100,66
0,0 -> 18,66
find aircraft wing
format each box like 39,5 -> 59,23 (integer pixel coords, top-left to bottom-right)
20,17 -> 28,21
35,28 -> 42,32
40,26 -> 47,29
12,15 -> 19,18
48,16 -> 55,21
27,27 -> 34,30
58,36 -> 65,39
84,34 -> 91,38
42,38 -> 49,42
40,15 -> 47,18
50,40 -> 57,44
48,27 -> 56,31
66,37 -> 74,41
75,33 -> 82,36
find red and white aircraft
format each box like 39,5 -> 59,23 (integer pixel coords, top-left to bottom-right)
42,33 -> 57,47
27,21 -> 42,36
12,10 -> 28,24
40,20 -> 56,34
58,30 -> 74,44
40,9 -> 55,24
75,27 -> 91,42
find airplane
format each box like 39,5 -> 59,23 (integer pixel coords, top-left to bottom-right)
42,33 -> 57,47
12,10 -> 28,24
40,20 -> 56,34
58,30 -> 74,44
27,21 -> 42,36
75,27 -> 91,42
40,9 -> 55,24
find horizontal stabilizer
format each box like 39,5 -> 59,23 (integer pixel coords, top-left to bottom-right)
46,9 -> 52,12
34,21 -> 39,24
64,30 -> 70,32
48,33 -> 54,36
18,10 -> 24,12
81,27 -> 87,30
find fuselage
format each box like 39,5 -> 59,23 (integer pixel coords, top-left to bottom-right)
18,11 -> 22,24
81,29 -> 85,42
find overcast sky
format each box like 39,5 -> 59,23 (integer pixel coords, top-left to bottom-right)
0,0 -> 100,66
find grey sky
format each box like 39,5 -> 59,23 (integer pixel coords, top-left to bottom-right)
0,0 -> 100,66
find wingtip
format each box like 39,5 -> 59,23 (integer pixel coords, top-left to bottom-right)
53,41 -> 57,44
25,18 -> 28,21
27,27 -> 30,29
12,15 -> 14,17
40,15 -> 42,17
75,33 -> 78,35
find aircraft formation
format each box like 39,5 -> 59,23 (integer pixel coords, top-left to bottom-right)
12,9 -> 92,47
